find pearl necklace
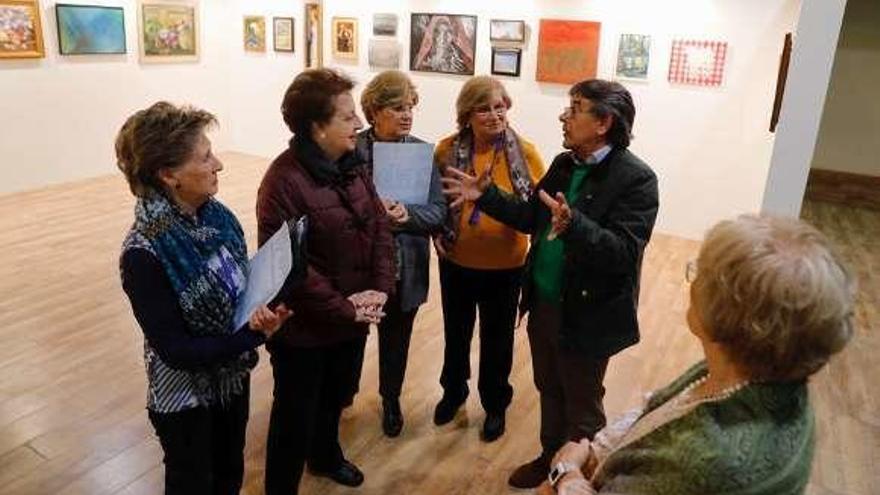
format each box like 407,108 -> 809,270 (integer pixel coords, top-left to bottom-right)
673,374 -> 751,408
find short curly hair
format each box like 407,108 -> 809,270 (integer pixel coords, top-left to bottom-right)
692,215 -> 855,382
360,70 -> 419,125
455,76 -> 511,130
115,101 -> 217,197
281,68 -> 355,136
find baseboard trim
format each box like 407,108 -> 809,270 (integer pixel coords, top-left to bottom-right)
805,168 -> 880,210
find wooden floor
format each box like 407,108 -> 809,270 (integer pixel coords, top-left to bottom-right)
0,152 -> 875,495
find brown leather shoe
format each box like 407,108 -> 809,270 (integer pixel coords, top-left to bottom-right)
508,454 -> 550,489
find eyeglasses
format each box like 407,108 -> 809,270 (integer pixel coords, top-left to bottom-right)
685,260 -> 698,283
474,103 -> 508,117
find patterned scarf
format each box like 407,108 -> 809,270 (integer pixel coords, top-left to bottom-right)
444,127 -> 533,244
128,192 -> 256,406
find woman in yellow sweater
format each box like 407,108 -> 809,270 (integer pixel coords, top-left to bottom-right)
433,76 -> 545,442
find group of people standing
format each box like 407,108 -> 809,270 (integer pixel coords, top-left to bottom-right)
117,67 -> 855,495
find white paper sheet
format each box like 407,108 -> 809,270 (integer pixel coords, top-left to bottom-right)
233,221 -> 292,331
372,142 -> 434,205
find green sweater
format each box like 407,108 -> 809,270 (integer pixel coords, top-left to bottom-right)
595,362 -> 815,494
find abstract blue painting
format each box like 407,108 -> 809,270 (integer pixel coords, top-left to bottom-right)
56,4 -> 125,55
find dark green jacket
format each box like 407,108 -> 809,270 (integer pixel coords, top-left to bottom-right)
477,148 -> 658,358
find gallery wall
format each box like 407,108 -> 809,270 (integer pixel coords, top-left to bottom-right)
1,0 -> 803,240
811,0 -> 880,177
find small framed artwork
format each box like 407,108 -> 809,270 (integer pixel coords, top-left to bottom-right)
490,19 -> 525,43
0,0 -> 45,59
138,1 -> 198,63
369,38 -> 399,69
491,47 -> 521,77
410,13 -> 476,76
243,16 -> 266,52
273,17 -> 293,52
56,4 -> 126,55
615,33 -> 651,80
372,13 -> 396,37
331,17 -> 357,59
536,19 -> 601,84
668,39 -> 728,87
304,2 -> 321,68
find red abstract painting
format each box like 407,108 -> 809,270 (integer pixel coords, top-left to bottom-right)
536,19 -> 600,84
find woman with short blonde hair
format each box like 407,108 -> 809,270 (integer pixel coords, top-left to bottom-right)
538,214 -> 855,494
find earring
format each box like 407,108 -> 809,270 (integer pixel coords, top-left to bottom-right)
319,132 -> 327,140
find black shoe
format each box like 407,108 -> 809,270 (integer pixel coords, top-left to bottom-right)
508,454 -> 551,489
382,399 -> 403,438
433,393 -> 466,426
309,459 -> 364,487
481,412 -> 505,442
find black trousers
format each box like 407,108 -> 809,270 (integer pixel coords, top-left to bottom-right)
264,337 -> 366,495
148,382 -> 249,495
378,291 -> 419,402
527,302 -> 609,457
438,259 -> 521,414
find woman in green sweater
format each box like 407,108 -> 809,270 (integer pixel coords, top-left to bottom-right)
539,214 -> 855,495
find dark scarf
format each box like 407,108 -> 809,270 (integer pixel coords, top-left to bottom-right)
444,127 -> 533,243
128,192 -> 255,405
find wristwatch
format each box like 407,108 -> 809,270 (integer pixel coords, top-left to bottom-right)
548,461 -> 578,488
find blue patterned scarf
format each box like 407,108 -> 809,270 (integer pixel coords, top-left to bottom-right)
129,192 -> 256,406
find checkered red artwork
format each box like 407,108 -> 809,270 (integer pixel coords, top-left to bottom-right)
668,39 -> 728,86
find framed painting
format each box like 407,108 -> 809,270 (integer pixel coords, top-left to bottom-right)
273,16 -> 293,52
536,19 -> 600,84
56,4 -> 125,55
0,0 -> 45,59
138,1 -> 198,63
668,39 -> 728,86
491,47 -> 520,77
304,2 -> 321,68
372,13 -> 396,37
331,17 -> 356,59
490,19 -> 524,43
368,38 -> 399,69
410,13 -> 476,76
243,15 -> 265,52
615,33 -> 651,80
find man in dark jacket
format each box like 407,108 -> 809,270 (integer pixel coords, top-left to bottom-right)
442,79 -> 659,489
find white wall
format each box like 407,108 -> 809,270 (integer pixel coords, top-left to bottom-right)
1,0 -> 803,239
810,0 -> 880,177
0,0 -> 236,194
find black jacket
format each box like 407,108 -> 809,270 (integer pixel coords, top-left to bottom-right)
477,147 -> 659,358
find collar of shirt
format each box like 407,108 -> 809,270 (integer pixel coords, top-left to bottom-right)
572,144 -> 613,167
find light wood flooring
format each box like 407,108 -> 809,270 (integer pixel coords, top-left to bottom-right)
0,152 -> 875,494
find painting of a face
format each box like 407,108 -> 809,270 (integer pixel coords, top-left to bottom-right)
409,13 -> 476,76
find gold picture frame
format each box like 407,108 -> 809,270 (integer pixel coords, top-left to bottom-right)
304,2 -> 321,68
331,16 -> 357,59
138,0 -> 199,63
243,15 -> 266,52
0,0 -> 45,59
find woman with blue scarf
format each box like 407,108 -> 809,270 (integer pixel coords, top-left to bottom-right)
117,102 -> 291,495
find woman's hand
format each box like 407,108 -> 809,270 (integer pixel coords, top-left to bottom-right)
381,199 -> 410,225
248,304 -> 293,339
441,167 -> 491,209
348,290 -> 387,324
539,190 -> 573,240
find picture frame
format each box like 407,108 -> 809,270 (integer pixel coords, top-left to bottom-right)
304,2 -> 321,68
243,15 -> 266,52
615,33 -> 651,81
55,4 -> 126,55
369,38 -> 399,69
490,19 -> 524,43
331,17 -> 357,59
668,39 -> 728,87
491,47 -> 521,77
372,13 -> 396,37
0,0 -> 45,59
138,0 -> 198,63
536,19 -> 601,84
273,16 -> 293,52
410,13 -> 476,76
